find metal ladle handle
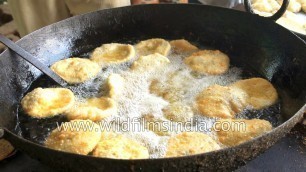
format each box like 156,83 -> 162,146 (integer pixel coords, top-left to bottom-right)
0,128 -> 4,139
0,34 -> 67,87
244,0 -> 290,21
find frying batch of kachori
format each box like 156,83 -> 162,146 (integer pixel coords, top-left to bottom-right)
21,38 -> 278,159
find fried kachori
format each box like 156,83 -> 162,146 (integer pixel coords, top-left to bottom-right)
90,43 -> 135,65
135,38 -> 171,56
45,120 -> 101,155
170,39 -> 198,53
93,132 -> 149,159
21,88 -> 75,118
184,50 -> 230,75
131,53 -> 170,72
51,57 -> 100,84
165,132 -> 220,157
213,118 -> 272,146
65,97 -> 117,122
230,78 -> 278,110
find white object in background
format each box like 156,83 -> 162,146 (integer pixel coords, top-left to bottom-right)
198,0 -> 243,8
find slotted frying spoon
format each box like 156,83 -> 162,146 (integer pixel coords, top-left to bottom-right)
0,34 -> 67,87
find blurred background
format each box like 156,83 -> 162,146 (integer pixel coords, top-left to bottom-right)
0,0 -> 305,53
0,0 -> 19,53
0,0 -> 242,53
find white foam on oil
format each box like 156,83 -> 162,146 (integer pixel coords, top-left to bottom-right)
65,43 -> 242,159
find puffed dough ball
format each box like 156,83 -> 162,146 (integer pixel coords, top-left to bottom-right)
149,79 -> 185,103
165,132 -> 220,157
276,17 -> 306,34
21,88 -> 75,118
229,87 -> 249,112
251,0 -> 262,3
283,10 -> 304,23
276,11 -> 306,34
170,39 -> 198,53
184,50 -> 230,75
298,0 -> 306,11
143,114 -> 174,136
213,119 -> 272,146
163,89 -> 186,103
90,43 -> 135,65
252,0 -> 274,12
198,96 -> 234,118
65,97 -> 117,122
45,120 -> 101,155
0,139 -> 15,161
278,0 -> 302,12
269,0 -> 282,10
288,0 -> 302,12
163,102 -> 194,123
297,0 -> 306,4
253,10 -> 273,17
149,79 -> 166,97
92,132 -> 149,159
150,79 -> 184,103
131,53 -> 170,72
252,0 -> 281,12
135,38 -> 171,56
196,85 -> 247,118
302,3 -> 306,12
149,70 -> 194,103
230,78 -> 278,110
107,74 -> 124,98
51,58 -> 100,84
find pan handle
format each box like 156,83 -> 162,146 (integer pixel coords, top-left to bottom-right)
244,0 -> 290,21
